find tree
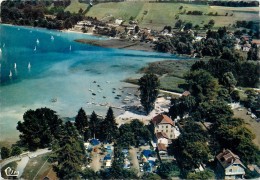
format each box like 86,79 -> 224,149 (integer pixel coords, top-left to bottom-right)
184,22 -> 193,30
187,169 -> 215,179
196,100 -> 233,123
100,107 -> 119,143
157,162 -> 180,179
53,122 -> 86,179
138,73 -> 160,114
221,72 -> 237,92
17,108 -> 63,150
1,147 -> 10,159
11,146 -> 22,156
185,70 -> 219,102
142,173 -> 161,180
80,168 -> 99,180
168,95 -> 196,120
89,111 -> 101,139
208,19 -> 215,28
134,25 -> 140,33
75,108 -> 89,140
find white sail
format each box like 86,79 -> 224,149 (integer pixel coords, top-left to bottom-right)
28,62 -> 31,69
9,70 -> 12,77
34,46 -> 36,51
14,63 -> 17,69
36,39 -> 40,44
51,36 -> 54,40
70,45 -> 72,51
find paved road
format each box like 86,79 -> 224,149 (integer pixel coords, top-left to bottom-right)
0,148 -> 51,177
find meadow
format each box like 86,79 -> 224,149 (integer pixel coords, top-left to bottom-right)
66,1 -> 259,30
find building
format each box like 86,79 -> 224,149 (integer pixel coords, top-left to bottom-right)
216,149 -> 246,179
151,114 -> 180,139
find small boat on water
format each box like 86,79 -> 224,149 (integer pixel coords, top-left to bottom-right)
34,46 -> 37,51
36,39 -> 40,44
51,98 -> 57,103
14,63 -> 17,69
9,70 -> 12,77
69,45 -> 72,51
103,96 -> 106,98
51,36 -> 54,41
92,93 -> 96,96
28,62 -> 31,69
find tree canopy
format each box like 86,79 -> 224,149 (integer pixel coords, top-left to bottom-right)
17,107 -> 63,150
138,73 -> 160,114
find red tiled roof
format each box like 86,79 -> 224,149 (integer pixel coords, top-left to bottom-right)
216,149 -> 245,169
152,114 -> 174,126
156,132 -> 169,139
157,143 -> 167,151
182,91 -> 191,96
252,39 -> 260,44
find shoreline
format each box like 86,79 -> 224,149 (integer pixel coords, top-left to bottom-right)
75,38 -> 156,52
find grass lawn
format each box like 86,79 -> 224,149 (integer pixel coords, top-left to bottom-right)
21,153 -> 51,180
66,1 -> 259,30
233,108 -> 260,148
124,59 -> 198,92
159,75 -> 186,93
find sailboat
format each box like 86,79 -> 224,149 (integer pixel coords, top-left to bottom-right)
14,63 -> 17,69
9,70 -> 12,77
0,48 -> 2,53
51,36 -> 54,41
34,46 -> 37,51
36,39 -> 40,44
69,45 -> 72,51
28,62 -> 31,69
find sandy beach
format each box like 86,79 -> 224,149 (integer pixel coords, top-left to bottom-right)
75,38 -> 155,52
115,96 -> 171,126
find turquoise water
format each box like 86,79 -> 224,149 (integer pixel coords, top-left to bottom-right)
0,24 -> 184,142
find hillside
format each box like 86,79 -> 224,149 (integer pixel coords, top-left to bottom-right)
65,0 -> 259,30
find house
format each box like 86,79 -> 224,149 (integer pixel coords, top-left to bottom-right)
252,39 -> 260,47
182,91 -> 191,97
242,43 -> 251,52
115,19 -> 123,25
156,132 -> 171,145
157,143 -> 167,155
152,114 -> 180,139
216,149 -> 246,179
234,44 -> 241,50
41,168 -> 58,180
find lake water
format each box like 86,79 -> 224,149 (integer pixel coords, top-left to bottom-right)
0,24 -> 184,143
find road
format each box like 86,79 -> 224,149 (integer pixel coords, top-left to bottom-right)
0,148 -> 51,178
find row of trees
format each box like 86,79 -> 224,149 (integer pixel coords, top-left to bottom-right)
156,25 -> 259,60
209,1 -> 259,7
1,1 -> 83,30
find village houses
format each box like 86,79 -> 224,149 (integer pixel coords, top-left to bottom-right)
216,149 -> 246,179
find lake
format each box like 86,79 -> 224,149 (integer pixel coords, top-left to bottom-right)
0,24 -> 183,143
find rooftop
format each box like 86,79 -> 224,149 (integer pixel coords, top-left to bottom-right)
152,114 -> 174,126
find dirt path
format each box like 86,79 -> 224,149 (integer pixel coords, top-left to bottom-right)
90,153 -> 102,172
129,148 -> 140,176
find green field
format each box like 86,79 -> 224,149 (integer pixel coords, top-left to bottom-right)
66,1 -> 259,30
